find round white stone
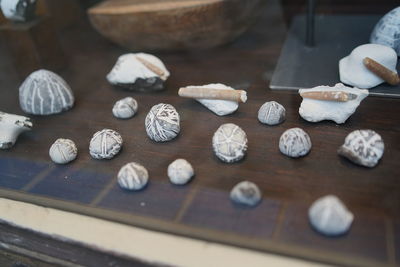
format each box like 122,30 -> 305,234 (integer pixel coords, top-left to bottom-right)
168,159 -> 194,185
89,129 -> 123,159
112,97 -> 138,119
212,123 -> 248,163
258,101 -> 286,125
145,103 -> 180,142
279,128 -> 312,158
230,181 -> 262,206
117,162 -> 149,191
309,195 -> 354,236
49,138 -> 77,164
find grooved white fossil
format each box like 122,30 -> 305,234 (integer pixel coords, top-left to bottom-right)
145,103 -> 180,142
230,181 -> 262,206
258,101 -> 286,125
279,128 -> 311,158
118,162 -> 149,191
370,7 -> 400,56
168,159 -> 194,185
49,138 -> 77,164
89,129 -> 123,159
112,97 -> 138,119
212,123 -> 248,163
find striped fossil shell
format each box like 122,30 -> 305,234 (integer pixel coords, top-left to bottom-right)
309,195 -> 354,236
212,123 -> 248,163
112,97 -> 138,119
89,129 -> 123,159
370,7 -> 400,56
117,162 -> 149,191
19,69 -> 74,115
230,181 -> 262,206
258,101 -> 286,125
145,103 -> 180,142
168,158 -> 194,185
0,111 -> 32,149
279,128 -> 312,158
49,138 -> 77,164
338,129 -> 384,168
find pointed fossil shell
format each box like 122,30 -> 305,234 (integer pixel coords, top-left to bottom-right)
0,0 -> 37,22
107,53 -> 170,92
19,69 -> 74,115
0,111 -> 32,149
212,123 -> 248,163
230,181 -> 262,206
258,101 -> 286,125
279,128 -> 311,158
89,129 -> 123,159
112,97 -> 138,119
338,129 -> 384,168
370,7 -> 400,56
299,83 -> 369,124
339,44 -> 398,89
192,84 -> 239,116
145,103 -> 180,142
49,138 -> 77,164
117,162 -> 149,191
309,195 -> 354,236
168,159 -> 194,185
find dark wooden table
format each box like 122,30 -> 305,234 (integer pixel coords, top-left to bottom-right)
0,1 -> 400,266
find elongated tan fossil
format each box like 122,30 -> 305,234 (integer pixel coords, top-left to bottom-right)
299,91 -> 357,102
363,57 -> 400,85
178,86 -> 247,103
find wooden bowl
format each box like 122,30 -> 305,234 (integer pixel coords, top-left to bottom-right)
88,0 -> 265,51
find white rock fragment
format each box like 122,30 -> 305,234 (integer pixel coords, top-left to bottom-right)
49,138 -> 77,164
230,181 -> 262,206
145,103 -> 180,142
370,7 -> 400,56
299,83 -> 368,124
339,44 -> 398,89
258,101 -> 286,125
338,129 -> 384,168
112,97 -> 138,119
89,129 -> 123,159
309,195 -> 354,236
212,123 -> 248,163
279,128 -> 311,158
168,159 -> 194,185
0,111 -> 32,149
118,162 -> 149,191
107,53 -> 170,91
192,84 -> 239,116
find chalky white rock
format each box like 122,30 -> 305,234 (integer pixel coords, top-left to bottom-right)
89,129 -> 123,159
112,97 -> 138,119
370,7 -> 400,56
0,111 -> 32,149
338,129 -> 384,168
168,159 -> 194,185
145,103 -> 180,142
118,162 -> 149,191
212,123 -> 248,163
339,44 -> 398,89
0,0 -> 37,22
309,195 -> 354,236
19,69 -> 74,115
299,83 -> 369,124
49,138 -> 77,164
258,101 -> 286,125
107,53 -> 170,92
279,128 -> 311,158
230,181 -> 262,206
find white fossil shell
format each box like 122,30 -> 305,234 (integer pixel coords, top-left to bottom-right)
145,103 -> 180,142
106,53 -> 170,91
338,129 -> 384,168
117,162 -> 149,191
191,84 -> 239,116
19,69 -> 74,115
212,123 -> 248,163
279,128 -> 311,158
0,111 -> 32,149
299,83 -> 369,124
230,181 -> 262,206
49,138 -> 77,164
0,0 -> 37,22
258,101 -> 286,125
89,129 -> 123,159
112,97 -> 138,119
309,195 -> 354,236
339,44 -> 398,89
168,159 -> 194,185
370,7 -> 400,56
